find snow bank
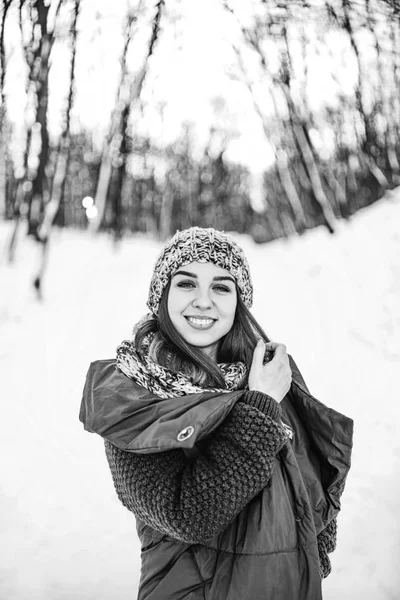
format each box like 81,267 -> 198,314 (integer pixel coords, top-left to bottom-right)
0,191 -> 399,599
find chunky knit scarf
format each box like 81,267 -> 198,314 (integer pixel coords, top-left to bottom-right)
116,314 -> 248,399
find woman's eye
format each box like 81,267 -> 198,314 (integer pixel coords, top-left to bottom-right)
176,281 -> 230,292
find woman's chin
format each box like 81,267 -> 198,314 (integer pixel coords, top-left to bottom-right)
181,332 -> 219,358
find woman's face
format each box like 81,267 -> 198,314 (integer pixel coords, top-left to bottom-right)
167,261 -> 238,361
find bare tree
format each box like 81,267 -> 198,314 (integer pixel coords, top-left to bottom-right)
278,20 -> 336,232
39,0 -> 80,236
329,0 -> 389,188
32,0 -> 80,295
375,3 -> 399,175
225,5 -> 331,232
0,0 -> 12,127
224,0 -> 398,236
7,0 -> 63,263
298,23 -> 349,218
0,0 -> 13,219
27,0 -> 63,236
159,172 -> 174,240
91,0 -> 165,235
227,29 -> 308,232
240,66 -> 308,232
389,4 -> 400,176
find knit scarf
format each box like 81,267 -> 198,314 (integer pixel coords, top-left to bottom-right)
116,314 -> 248,399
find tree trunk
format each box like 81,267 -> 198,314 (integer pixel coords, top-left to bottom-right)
387,7 -> 400,176
0,1 -> 13,219
39,0 -> 80,242
292,119 -> 336,232
7,115 -> 35,262
187,163 -> 199,227
91,0 -> 165,234
160,176 -> 173,240
27,0 -> 53,237
340,0 -> 389,188
278,25 -> 336,233
229,25 -> 308,233
275,148 -> 307,230
110,104 -> 130,241
91,11 -> 136,234
365,0 -> 399,176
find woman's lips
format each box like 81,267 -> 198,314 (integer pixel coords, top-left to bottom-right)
184,316 -> 216,330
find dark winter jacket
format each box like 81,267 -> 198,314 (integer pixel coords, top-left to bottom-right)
80,356 -> 353,600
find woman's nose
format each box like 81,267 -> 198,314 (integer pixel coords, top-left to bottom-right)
192,289 -> 213,308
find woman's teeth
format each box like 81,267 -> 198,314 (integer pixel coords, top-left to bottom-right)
186,317 -> 215,328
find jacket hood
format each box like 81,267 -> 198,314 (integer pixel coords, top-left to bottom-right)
79,359 -> 244,453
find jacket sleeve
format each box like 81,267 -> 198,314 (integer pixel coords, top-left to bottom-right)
104,391 -> 289,544
317,517 -> 338,579
285,356 -> 354,533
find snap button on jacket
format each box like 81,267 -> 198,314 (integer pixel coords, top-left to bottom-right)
177,426 -> 195,442
80,355 -> 353,600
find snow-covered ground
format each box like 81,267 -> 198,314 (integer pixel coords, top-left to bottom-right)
0,192 -> 399,600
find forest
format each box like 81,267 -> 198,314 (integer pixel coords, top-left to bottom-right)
1,0 -> 399,251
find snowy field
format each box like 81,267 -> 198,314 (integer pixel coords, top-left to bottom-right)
0,192 -> 399,600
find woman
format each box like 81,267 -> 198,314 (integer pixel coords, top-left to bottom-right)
80,226 -> 353,600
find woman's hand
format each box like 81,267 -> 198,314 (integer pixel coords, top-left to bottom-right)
248,340 -> 292,403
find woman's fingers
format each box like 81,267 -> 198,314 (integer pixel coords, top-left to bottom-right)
271,343 -> 287,357
250,340 -> 292,401
264,341 -> 280,350
263,342 -> 287,362
252,339 -> 267,368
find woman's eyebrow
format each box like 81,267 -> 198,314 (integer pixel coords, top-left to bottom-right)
172,270 -> 235,283
213,276 -> 235,283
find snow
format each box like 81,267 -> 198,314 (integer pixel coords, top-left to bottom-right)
0,191 -> 399,599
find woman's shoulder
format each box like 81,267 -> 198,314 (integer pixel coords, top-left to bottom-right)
79,358 -> 153,434
83,357 -> 151,399
85,358 -> 116,380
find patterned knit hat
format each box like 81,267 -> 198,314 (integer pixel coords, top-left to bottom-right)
147,227 -> 253,315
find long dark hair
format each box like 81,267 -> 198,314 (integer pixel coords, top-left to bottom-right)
135,278 -> 271,389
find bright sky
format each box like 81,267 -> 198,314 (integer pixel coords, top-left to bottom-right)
3,0 -> 383,206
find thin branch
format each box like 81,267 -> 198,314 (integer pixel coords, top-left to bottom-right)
0,0 -> 13,106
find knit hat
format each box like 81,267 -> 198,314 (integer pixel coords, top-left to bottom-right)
147,227 -> 253,315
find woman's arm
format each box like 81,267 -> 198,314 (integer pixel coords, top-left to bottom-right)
105,391 -> 289,544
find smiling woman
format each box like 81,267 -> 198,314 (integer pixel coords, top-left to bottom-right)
130,227 -> 266,389
80,226 -> 354,600
168,262 -> 238,360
